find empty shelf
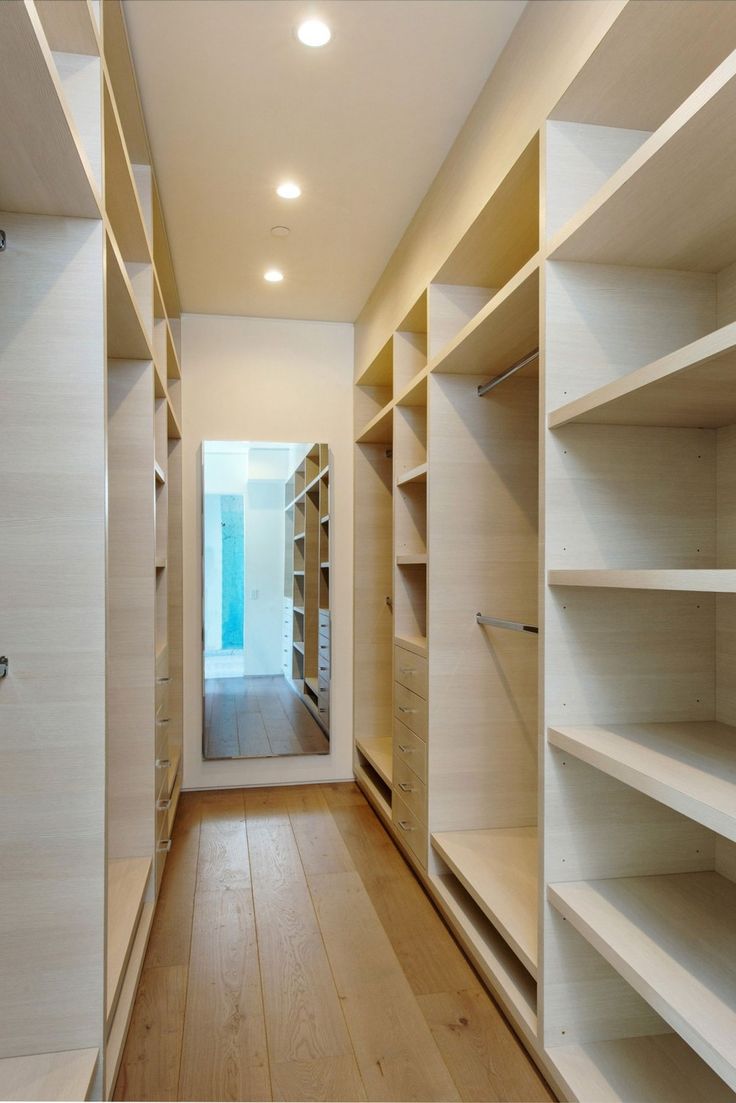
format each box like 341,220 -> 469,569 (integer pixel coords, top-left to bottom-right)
548,872 -> 736,1091
397,462 -> 428,487
154,461 -> 166,484
356,401 -> 393,444
432,826 -> 538,978
549,569 -> 736,592
0,1049 -> 98,1102
549,53 -> 736,271
552,1034 -> 736,1103
292,641 -> 304,654
394,633 -> 428,658
395,368 -> 428,407
106,855 -> 151,1023
294,531 -> 306,541
549,721 -> 736,842
356,736 -> 393,787
397,553 -> 428,566
549,321 -> 736,429
430,255 -> 539,377
106,234 -> 152,360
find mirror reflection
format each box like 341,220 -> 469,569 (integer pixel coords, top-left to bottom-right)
202,440 -> 331,759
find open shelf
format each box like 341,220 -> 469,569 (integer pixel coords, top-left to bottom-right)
395,368 -> 428,407
552,1034 -> 736,1103
0,1048 -> 99,1102
355,401 -> 394,444
294,530 -> 305,541
292,641 -> 305,655
356,335 -> 393,388
431,827 -> 538,978
548,569 -> 736,592
106,855 -> 151,1023
548,321 -> 736,429
355,759 -> 392,823
549,721 -> 736,843
397,553 -> 427,566
355,736 -> 393,787
396,462 -> 427,487
548,871 -> 736,1091
103,79 -> 151,264
106,234 -> 152,360
104,899 -> 154,1097
430,255 -> 539,377
0,1 -> 100,218
549,54 -> 736,270
394,633 -> 428,658
430,871 -> 537,1036
154,461 -> 165,485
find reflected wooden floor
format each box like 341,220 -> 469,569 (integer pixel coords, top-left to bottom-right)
114,783 -> 554,1103
204,674 -> 329,758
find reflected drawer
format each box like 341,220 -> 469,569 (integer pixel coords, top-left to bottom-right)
394,682 -> 427,739
393,718 -> 426,784
155,676 -> 170,718
392,794 -> 426,867
394,646 -> 427,700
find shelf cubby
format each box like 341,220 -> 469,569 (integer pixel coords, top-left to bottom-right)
393,291 -> 427,396
431,827 -> 538,978
106,232 -> 152,361
549,871 -> 736,1091
395,561 -> 426,642
355,400 -> 394,444
549,54 -> 736,270
355,736 -> 393,788
427,134 -> 539,362
548,720 -> 736,843
106,856 -> 151,1025
103,79 -> 150,264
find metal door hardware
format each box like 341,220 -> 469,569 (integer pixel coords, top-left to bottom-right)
0,656 -> 7,678
0,231 -> 6,252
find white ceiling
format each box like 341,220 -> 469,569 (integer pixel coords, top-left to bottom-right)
123,0 -> 526,322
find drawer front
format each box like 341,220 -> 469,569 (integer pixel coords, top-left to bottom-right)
394,682 -> 427,739
318,652 -> 330,680
393,756 -> 426,823
155,748 -> 171,796
393,718 -> 427,785
394,646 -> 428,700
392,794 -> 426,867
155,644 -> 169,681
155,677 -> 170,718
155,720 -> 169,764
319,610 -> 330,633
156,795 -> 171,842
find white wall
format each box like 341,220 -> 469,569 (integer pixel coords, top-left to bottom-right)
182,313 -> 354,789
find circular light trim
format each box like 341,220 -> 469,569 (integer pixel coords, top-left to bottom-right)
297,19 -> 331,47
276,181 -> 302,199
264,269 -> 284,283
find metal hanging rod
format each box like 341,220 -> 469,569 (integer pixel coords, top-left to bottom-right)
477,347 -> 539,397
476,613 -> 538,634
0,230 -> 6,252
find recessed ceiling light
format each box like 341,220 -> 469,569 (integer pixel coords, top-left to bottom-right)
264,269 -> 284,283
297,19 -> 331,47
276,181 -> 301,199
271,226 -> 290,237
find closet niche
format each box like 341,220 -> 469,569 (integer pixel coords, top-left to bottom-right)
202,440 -> 331,759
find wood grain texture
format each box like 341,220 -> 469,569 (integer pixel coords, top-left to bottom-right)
113,966 -> 186,1103
178,887 -> 269,1101
196,789 -> 250,891
0,1048 -> 98,1102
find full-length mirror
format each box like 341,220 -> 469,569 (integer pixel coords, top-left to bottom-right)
202,441 -> 331,759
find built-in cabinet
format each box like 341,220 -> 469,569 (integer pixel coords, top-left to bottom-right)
354,5 -> 736,1100
0,1 -> 183,1098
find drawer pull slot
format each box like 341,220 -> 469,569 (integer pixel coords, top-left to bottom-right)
398,744 -> 412,754
156,798 -> 171,811
398,819 -> 414,832
156,758 -> 171,768
398,781 -> 414,793
399,667 -> 416,675
157,838 -> 172,853
398,705 -> 416,714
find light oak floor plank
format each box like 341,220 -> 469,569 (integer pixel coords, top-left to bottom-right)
116,782 -> 553,1102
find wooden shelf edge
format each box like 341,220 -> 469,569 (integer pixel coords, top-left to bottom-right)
394,633 -> 428,658
355,399 -> 394,444
106,855 -> 151,1026
356,736 -> 393,787
548,569 -> 736,592
548,721 -> 736,843
0,1048 -> 98,1103
105,900 -> 155,1098
394,366 -> 428,407
397,461 -> 428,487
431,827 -> 539,979
397,553 -> 428,566
354,762 -> 392,822
548,320 -> 736,429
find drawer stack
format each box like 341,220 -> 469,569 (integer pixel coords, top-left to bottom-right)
282,596 -> 293,678
318,609 -> 331,726
392,641 -> 428,865
154,650 -> 178,893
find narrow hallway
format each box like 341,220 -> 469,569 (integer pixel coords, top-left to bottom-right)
114,784 -> 552,1102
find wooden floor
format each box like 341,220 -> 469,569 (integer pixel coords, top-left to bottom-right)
204,675 -> 329,759
114,783 -> 553,1103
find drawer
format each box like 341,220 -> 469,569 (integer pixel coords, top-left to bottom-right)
155,836 -> 171,895
156,794 -> 172,842
394,681 -> 427,739
394,755 -> 426,823
393,718 -> 427,784
155,748 -> 171,796
318,635 -> 330,656
318,654 -> 330,679
155,677 -> 170,718
392,794 -> 426,867
318,672 -> 330,694
155,718 -> 169,762
155,643 -> 169,681
394,646 -> 428,700
319,611 -> 330,633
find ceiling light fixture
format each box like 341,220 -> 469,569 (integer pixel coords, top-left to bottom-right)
297,19 -> 331,47
264,269 -> 284,283
276,181 -> 301,199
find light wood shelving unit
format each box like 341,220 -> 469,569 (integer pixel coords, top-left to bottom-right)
0,2 -> 183,1098
353,7 -> 736,1099
284,445 -> 331,736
